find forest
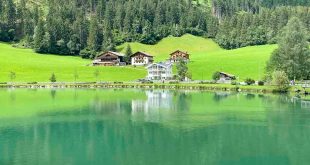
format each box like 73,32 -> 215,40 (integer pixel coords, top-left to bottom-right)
1,0 -> 310,56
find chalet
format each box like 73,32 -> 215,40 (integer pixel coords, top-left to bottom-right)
219,72 -> 236,81
131,51 -> 154,66
146,62 -> 173,80
170,50 -> 190,63
93,51 -> 126,66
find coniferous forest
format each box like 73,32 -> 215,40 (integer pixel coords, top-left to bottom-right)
1,0 -> 310,57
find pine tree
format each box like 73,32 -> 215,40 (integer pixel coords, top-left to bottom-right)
124,44 -> 132,64
87,15 -> 101,51
5,0 -> 16,29
33,18 -> 45,53
49,73 -> 57,82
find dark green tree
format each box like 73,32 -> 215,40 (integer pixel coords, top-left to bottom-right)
176,59 -> 189,81
33,18 -> 45,53
267,17 -> 310,80
87,15 -> 101,51
124,44 -> 133,64
49,73 -> 57,82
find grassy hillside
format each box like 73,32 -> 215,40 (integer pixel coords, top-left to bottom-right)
118,34 -> 277,80
0,34 -> 276,82
0,43 -> 146,82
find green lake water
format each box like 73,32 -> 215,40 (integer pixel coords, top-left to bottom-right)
0,89 -> 310,165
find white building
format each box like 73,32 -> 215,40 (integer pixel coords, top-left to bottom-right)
146,62 -> 173,80
131,51 -> 154,66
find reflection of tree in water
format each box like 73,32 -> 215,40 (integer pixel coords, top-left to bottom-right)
264,95 -> 310,165
245,93 -> 256,100
213,92 -> 231,102
9,89 -> 16,102
50,90 -> 56,99
174,91 -> 192,112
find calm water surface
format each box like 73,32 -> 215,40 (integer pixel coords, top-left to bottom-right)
0,89 -> 310,165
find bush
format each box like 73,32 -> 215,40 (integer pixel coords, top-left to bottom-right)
258,81 -> 265,86
272,71 -> 290,92
113,81 -> 123,84
212,71 -> 221,81
169,81 -> 179,84
245,78 -> 255,85
50,73 -> 57,83
80,48 -> 96,59
27,82 -> 38,84
231,81 -> 239,85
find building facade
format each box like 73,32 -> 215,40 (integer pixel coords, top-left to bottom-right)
146,62 -> 173,80
93,51 -> 126,66
170,50 -> 190,63
131,51 -> 154,66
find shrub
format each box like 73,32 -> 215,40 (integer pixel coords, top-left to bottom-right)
27,82 -> 38,84
258,81 -> 265,86
245,78 -> 255,85
231,81 -> 239,85
169,81 -> 179,84
49,73 -> 57,83
80,48 -> 96,59
272,71 -> 290,92
113,81 -> 124,84
212,71 -> 221,81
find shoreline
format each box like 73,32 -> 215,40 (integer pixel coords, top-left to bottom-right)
0,82 -> 309,95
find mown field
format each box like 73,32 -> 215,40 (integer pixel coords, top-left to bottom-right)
118,34 -> 277,80
0,43 -> 146,82
0,34 -> 277,82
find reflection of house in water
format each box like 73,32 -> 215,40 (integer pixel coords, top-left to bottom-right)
301,100 -> 310,109
131,90 -> 174,122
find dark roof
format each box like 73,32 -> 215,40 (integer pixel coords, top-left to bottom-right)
131,51 -> 154,57
219,72 -> 235,78
170,50 -> 189,55
97,51 -> 125,59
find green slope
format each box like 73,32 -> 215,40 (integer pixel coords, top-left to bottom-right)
0,43 -> 146,82
0,34 -> 276,82
118,34 -> 277,80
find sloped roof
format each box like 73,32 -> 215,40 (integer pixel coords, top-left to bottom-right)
170,50 -> 189,55
220,72 -> 235,78
131,51 -> 154,57
97,51 -> 125,59
146,62 -> 172,69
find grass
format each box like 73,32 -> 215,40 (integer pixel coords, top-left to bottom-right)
118,34 -> 277,81
0,43 -> 146,82
0,34 -> 277,82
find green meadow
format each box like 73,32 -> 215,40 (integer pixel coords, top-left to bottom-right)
0,34 -> 277,82
118,34 -> 277,81
0,43 -> 146,82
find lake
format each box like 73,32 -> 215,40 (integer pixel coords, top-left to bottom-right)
0,89 -> 310,165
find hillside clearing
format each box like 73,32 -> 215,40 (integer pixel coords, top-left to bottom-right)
0,34 -> 277,82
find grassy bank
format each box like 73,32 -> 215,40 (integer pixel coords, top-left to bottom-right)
0,34 -> 276,82
0,82 -> 278,93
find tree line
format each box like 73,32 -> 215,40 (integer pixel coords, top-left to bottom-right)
0,0 -> 212,57
215,6 -> 310,49
1,0 -> 310,56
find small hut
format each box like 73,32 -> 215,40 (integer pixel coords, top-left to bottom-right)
219,72 -> 236,81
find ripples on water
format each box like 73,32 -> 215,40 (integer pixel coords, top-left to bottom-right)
0,89 -> 310,165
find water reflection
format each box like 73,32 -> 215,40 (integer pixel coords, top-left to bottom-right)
0,89 -> 310,165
